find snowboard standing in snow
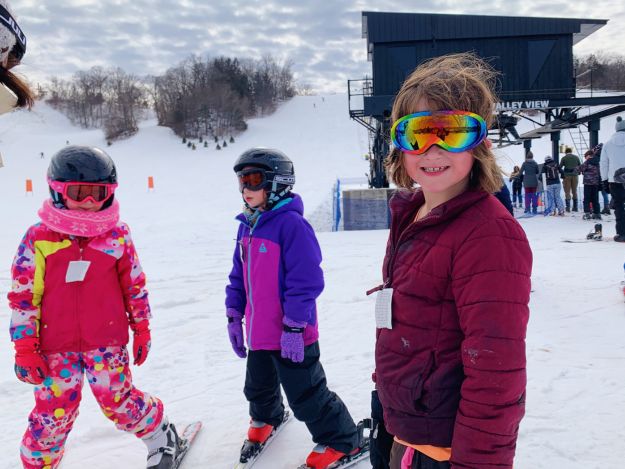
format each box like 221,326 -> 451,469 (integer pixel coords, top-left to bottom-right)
587,223 -> 603,240
562,223 -> 603,242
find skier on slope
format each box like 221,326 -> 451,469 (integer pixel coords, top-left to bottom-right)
8,146 -> 182,469
225,148 -> 365,469
0,0 -> 34,115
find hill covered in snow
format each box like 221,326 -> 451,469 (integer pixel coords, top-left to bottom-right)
0,96 -> 624,468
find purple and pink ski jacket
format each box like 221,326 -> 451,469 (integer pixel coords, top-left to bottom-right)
225,194 -> 323,351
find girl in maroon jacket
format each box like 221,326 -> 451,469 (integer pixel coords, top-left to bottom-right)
8,146 -> 182,469
372,53 -> 532,469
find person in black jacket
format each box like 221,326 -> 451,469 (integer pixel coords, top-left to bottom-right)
542,156 -> 565,216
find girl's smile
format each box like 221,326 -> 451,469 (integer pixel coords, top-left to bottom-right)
419,165 -> 450,175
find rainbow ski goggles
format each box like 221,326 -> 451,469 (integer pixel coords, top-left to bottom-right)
391,110 -> 487,155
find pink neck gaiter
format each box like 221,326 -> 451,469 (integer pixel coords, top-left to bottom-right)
38,199 -> 120,237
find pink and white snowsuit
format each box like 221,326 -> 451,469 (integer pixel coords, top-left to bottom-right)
8,222 -> 163,469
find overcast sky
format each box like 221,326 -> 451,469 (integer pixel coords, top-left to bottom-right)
11,0 -> 625,93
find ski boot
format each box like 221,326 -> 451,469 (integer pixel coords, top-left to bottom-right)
144,420 -> 184,469
305,446 -> 346,469
238,411 -> 291,466
303,420 -> 371,469
582,212 -> 592,220
592,213 -> 602,220
247,420 -> 274,444
586,223 -> 602,241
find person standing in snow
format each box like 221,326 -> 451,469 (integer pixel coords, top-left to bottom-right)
541,155 -> 565,216
225,148 -> 363,469
600,116 -> 625,242
372,53 -> 532,469
593,143 -> 611,215
559,147 -> 581,212
520,151 -> 540,214
579,149 -> 602,220
509,165 -> 523,209
493,179 -> 514,215
0,0 -> 34,115
8,146 -> 182,469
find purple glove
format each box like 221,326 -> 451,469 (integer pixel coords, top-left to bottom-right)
280,317 -> 306,363
227,308 -> 246,358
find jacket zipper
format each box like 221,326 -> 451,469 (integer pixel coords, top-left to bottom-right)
367,210 -> 427,296
246,229 -> 255,351
385,213 -> 441,288
72,237 -> 83,352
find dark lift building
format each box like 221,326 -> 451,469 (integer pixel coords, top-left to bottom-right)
348,11 -> 625,188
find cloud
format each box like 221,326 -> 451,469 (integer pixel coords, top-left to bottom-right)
11,0 -> 625,93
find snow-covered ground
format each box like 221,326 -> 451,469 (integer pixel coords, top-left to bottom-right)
0,95 -> 624,468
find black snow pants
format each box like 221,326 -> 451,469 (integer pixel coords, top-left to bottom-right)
244,341 -> 358,453
610,183 -> 625,236
369,389 -> 393,469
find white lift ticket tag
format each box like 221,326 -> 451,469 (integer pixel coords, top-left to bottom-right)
65,260 -> 91,283
375,288 -> 393,329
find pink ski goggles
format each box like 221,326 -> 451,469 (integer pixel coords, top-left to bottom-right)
48,179 -> 117,203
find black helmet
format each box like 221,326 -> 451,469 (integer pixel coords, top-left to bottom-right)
48,146 -> 117,209
233,148 -> 295,208
48,146 -> 117,183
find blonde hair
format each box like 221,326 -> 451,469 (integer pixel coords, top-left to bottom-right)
385,53 -> 502,194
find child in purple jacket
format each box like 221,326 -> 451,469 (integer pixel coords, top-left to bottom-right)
225,148 -> 362,469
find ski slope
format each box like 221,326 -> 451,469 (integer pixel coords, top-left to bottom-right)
0,96 -> 624,468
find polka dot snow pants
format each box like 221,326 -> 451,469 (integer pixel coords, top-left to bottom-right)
20,346 -> 163,469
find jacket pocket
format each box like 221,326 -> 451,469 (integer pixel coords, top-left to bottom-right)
377,352 -> 435,416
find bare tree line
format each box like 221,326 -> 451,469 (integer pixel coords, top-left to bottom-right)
575,52 -> 625,92
41,54 -> 295,142
43,67 -> 147,141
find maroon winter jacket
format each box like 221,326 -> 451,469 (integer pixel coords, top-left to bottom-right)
375,189 -> 532,468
